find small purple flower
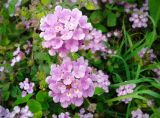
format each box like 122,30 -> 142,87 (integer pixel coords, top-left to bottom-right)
10,105 -> 33,118
19,78 -> 34,97
11,47 -> 25,66
131,108 -> 149,118
153,68 -> 160,79
52,112 -> 71,118
116,84 -> 136,104
0,105 -> 11,117
127,0 -> 149,28
92,70 -> 110,93
138,48 -> 156,63
78,108 -> 94,118
83,29 -> 107,53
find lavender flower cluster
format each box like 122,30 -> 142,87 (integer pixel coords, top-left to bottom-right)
40,6 -> 107,57
0,105 -> 33,118
131,109 -> 149,118
138,48 -> 156,63
52,112 -> 70,118
116,84 -> 136,104
46,57 -> 110,108
19,78 -> 35,97
92,70 -> 110,93
127,0 -> 149,28
0,105 -> 10,118
10,106 -> 33,118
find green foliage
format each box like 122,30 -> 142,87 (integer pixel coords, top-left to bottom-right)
90,11 -> 104,24
149,0 -> 160,26
27,99 -> 42,113
14,94 -> 33,105
107,12 -> 117,27
8,0 -> 18,16
94,87 -> 105,95
36,91 -> 48,102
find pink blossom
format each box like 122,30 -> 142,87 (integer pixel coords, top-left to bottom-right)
46,57 -> 95,108
40,6 -> 108,57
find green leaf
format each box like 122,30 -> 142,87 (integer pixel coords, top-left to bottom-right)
39,64 -> 50,74
27,99 -> 42,113
36,91 -> 48,102
34,52 -> 51,63
73,113 -> 80,118
94,87 -> 104,95
96,102 -> 104,113
2,91 -> 10,101
94,24 -> 107,33
136,90 -> 160,98
149,0 -> 160,26
41,0 -> 51,5
8,0 -> 18,16
33,111 -> 42,118
110,78 -> 153,88
0,24 -> 7,35
14,94 -> 33,105
11,86 -> 21,98
150,112 -> 160,118
84,1 -> 99,10
90,11 -> 104,24
2,83 -> 10,91
107,12 -> 117,27
41,102 -> 49,110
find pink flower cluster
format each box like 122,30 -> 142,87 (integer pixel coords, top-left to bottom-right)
19,78 -> 35,97
116,84 -> 136,104
92,70 -> 110,93
46,57 -> 95,108
40,6 -> 92,57
52,112 -> 70,118
40,6 -> 107,57
128,0 -> 148,28
10,106 -> 33,118
131,109 -> 149,118
11,47 -> 25,66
